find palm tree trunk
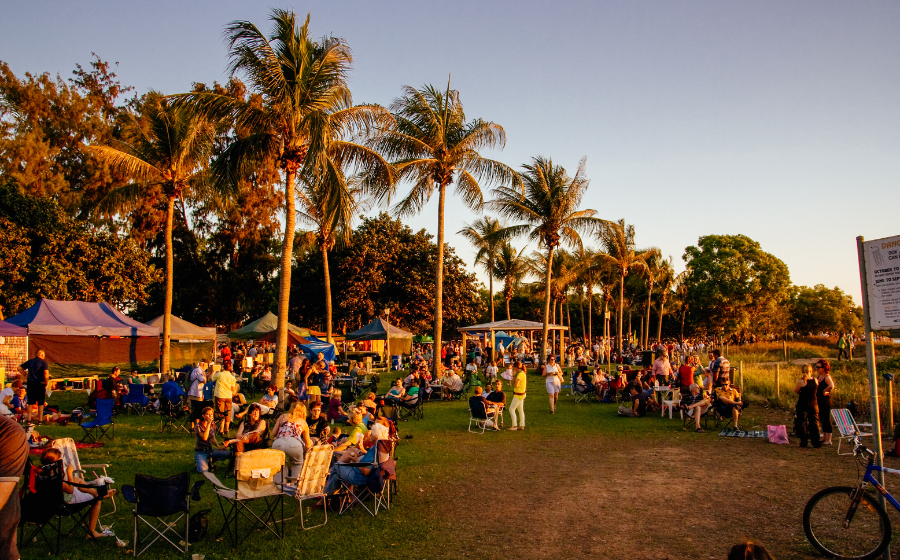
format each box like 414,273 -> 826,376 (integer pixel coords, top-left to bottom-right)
275,168 -> 297,399
587,290 -> 593,344
322,244 -> 333,343
433,182 -> 447,377
645,280 -> 653,347
488,270 -> 495,323
579,291 -> 586,344
161,195 -> 175,375
657,296 -> 666,341
566,295 -> 572,344
681,306 -> 686,342
505,294 -> 511,321
540,245 -> 555,367
617,274 -> 625,355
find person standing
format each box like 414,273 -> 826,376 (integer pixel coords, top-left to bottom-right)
211,364 -> 236,435
0,414 -> 28,559
836,334 -> 848,362
794,364 -> 821,449
18,349 -> 50,423
508,360 -> 527,430
816,359 -> 835,445
542,355 -> 563,414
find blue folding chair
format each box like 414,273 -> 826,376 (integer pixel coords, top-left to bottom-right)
80,398 -> 115,443
123,383 -> 150,416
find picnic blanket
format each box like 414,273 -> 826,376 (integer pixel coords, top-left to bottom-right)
718,429 -> 767,438
29,442 -> 104,455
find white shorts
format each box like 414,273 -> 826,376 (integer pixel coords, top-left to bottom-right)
545,377 -> 561,394
70,486 -> 94,504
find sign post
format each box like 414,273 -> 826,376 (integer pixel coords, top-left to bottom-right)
857,233 -> 900,560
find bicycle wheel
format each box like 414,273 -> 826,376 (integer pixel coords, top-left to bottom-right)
803,486 -> 892,560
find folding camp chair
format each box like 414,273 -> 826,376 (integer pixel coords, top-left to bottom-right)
281,444 -> 333,530
832,408 -> 874,456
398,395 -> 424,421
159,394 -> 190,434
51,437 -> 116,516
123,383 -> 150,416
204,449 -> 286,546
80,398 -> 115,443
18,459 -> 110,555
334,439 -> 395,517
122,472 -> 204,556
468,398 -> 490,433
680,401 -> 711,430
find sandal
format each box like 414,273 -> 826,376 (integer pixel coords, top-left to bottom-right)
696,428 -> 705,433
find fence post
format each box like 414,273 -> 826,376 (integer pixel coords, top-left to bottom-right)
886,374 -> 895,434
739,360 -> 744,392
783,338 -> 787,361
775,364 -> 780,398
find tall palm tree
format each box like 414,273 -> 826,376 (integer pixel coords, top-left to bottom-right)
372,83 -> 517,376
641,251 -> 664,347
597,219 -> 659,355
90,92 -> 217,375
655,257 -> 676,341
296,174 -> 369,343
493,242 -> 529,320
527,248 -> 581,355
674,269 -> 690,341
173,11 -> 393,391
458,217 -> 507,322
490,157 -> 605,366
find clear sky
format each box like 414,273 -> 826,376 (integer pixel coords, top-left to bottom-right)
3,1 -> 898,302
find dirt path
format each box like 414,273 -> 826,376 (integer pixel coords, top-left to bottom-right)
423,407 -> 898,560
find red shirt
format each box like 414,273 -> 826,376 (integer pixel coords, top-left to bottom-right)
678,364 -> 694,387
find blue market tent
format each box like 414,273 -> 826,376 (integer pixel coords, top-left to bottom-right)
299,335 -> 336,362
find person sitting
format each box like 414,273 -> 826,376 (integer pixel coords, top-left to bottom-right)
469,386 -> 501,431
161,375 -> 185,405
238,385 -> 279,418
307,400 -> 330,443
382,379 -> 404,406
680,383 -> 710,432
271,401 -> 313,479
8,386 -> 28,420
321,432 -> 381,499
224,403 -> 267,457
715,378 -> 742,429
283,380 -> 299,404
359,392 -> 377,415
334,410 -> 369,456
40,448 -> 117,538
485,380 -> 506,410
617,384 -> 647,417
327,389 -> 350,423
194,406 -> 231,473
442,370 -> 464,400
0,379 -> 22,417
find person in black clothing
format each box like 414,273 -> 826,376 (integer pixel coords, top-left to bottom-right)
816,359 -> 835,446
794,364 -> 821,448
307,400 -> 330,443
485,380 -> 506,407
18,350 -> 50,422
618,384 -> 646,417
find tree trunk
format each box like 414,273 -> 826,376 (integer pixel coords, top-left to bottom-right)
540,245 -> 555,367
488,268 -> 495,323
617,274 -> 625,355
161,195 -> 175,376
322,244 -> 333,343
645,279 -> 654,347
579,291 -> 586,344
681,306 -> 687,342
657,296 -> 667,342
275,168 -> 297,400
566,295 -> 572,344
587,289 -> 593,344
505,295 -> 511,321
432,182 -> 447,377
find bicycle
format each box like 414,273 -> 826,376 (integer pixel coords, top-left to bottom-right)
803,441 -> 896,559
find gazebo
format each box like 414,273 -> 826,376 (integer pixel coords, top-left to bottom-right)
457,319 -> 568,359
146,315 -> 217,370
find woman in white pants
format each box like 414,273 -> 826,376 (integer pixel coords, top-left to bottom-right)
542,355 -> 564,413
271,402 -> 313,479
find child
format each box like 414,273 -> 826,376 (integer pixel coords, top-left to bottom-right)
10,387 -> 28,420
40,448 -> 116,538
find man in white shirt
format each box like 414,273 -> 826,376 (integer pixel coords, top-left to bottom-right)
442,371 -> 463,400
0,380 -> 21,416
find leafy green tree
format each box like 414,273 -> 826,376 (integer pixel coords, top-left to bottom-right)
458,217 -> 508,323
490,157 -> 604,364
0,56 -> 130,216
0,181 -> 159,317
791,284 -> 862,334
90,91 -> 218,375
175,10 -> 393,389
373,82 -> 516,374
682,234 -> 792,335
493,242 -> 529,320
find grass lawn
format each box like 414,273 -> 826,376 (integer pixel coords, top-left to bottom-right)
17,367 -> 900,560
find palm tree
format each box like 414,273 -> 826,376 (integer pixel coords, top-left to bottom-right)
493,242 -> 529,320
641,251 -> 664,347
655,257 -> 676,341
90,92 -> 217,375
674,269 -> 690,341
597,219 -> 659,355
372,82 -> 517,376
527,248 -> 581,355
296,174 -> 369,343
458,217 -> 507,322
173,11 -> 393,390
490,156 -> 605,366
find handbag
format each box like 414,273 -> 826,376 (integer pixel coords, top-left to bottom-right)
767,424 -> 789,444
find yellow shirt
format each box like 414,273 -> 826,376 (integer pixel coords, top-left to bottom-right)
514,370 -> 527,397
715,386 -> 739,403
212,370 -> 236,399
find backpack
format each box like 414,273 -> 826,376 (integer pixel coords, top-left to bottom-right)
187,509 -> 211,543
